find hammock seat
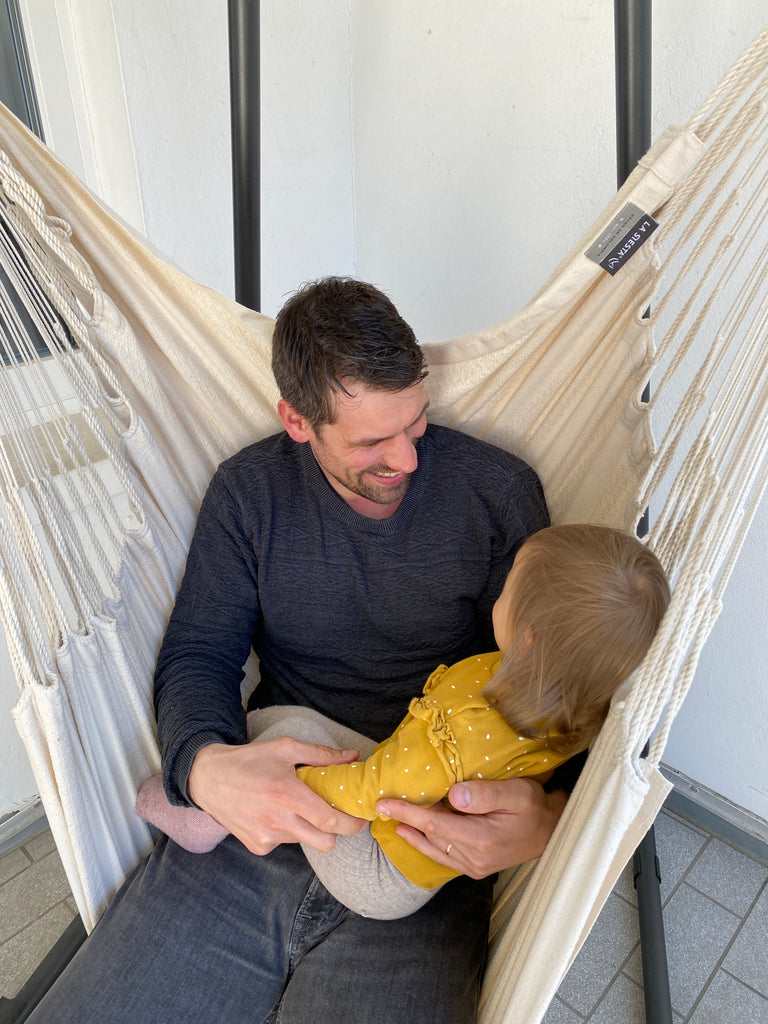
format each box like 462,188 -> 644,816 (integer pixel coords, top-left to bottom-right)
1,26 -> 768,1024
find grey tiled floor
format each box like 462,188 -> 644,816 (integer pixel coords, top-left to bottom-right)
544,808 -> 768,1023
0,827 -> 78,999
1,807 -> 766,1021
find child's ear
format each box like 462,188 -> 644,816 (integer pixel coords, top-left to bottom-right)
278,399 -> 314,443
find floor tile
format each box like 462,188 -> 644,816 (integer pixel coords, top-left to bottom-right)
588,972 -> 645,1024
554,893 -> 639,1017
662,883 -> 742,1017
22,829 -> 58,862
653,811 -> 709,903
0,901 -> 77,998
0,850 -> 72,944
611,859 -> 637,907
723,883 -> 768,998
688,969 -> 768,1023
662,806 -> 710,839
685,838 -> 767,916
0,846 -> 31,886
623,937 -> 648,985
541,996 -> 585,1023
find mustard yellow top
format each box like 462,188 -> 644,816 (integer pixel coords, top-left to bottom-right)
297,652 -> 575,889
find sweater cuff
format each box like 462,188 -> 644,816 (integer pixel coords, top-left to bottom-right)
169,731 -> 229,807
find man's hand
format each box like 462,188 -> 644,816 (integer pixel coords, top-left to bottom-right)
188,737 -> 365,856
376,778 -> 568,879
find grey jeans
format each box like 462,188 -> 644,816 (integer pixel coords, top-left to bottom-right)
28,706 -> 494,1024
28,836 -> 493,1024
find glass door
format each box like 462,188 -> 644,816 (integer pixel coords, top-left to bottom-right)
0,0 -> 43,137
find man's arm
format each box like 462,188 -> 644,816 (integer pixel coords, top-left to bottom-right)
154,467 -> 363,853
376,778 -> 568,878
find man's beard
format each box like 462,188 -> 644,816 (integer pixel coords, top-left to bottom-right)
331,466 -> 412,505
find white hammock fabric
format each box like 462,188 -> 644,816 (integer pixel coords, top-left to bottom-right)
1,25 -> 768,1024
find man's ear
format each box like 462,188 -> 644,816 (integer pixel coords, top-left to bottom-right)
277,399 -> 314,443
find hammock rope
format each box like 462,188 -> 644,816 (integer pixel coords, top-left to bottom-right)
1,24 -> 768,1024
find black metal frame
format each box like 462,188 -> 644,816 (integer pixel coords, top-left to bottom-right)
228,0 -> 260,311
615,3 -> 674,1023
615,0 -> 652,187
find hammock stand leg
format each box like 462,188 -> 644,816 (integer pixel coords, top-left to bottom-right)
633,804 -> 674,1024
615,3 -> 673,1022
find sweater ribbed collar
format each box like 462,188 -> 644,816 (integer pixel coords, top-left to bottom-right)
299,437 -> 425,535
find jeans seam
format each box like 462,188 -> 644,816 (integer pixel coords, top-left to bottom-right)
263,871 -> 324,1024
288,875 -> 345,970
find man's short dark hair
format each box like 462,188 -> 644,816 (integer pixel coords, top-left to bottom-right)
272,277 -> 428,428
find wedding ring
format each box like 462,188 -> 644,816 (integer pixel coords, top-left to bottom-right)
445,843 -> 453,855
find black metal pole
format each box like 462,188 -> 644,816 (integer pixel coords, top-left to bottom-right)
228,0 -> 261,311
616,0 -> 652,540
633,775 -> 674,1024
615,5 -> 673,1023
615,0 -> 652,188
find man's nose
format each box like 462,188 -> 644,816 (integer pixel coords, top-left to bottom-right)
383,433 -> 419,474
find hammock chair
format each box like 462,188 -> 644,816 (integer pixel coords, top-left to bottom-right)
2,25 -> 768,1024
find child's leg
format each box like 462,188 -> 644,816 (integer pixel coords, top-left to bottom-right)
134,706 -> 376,853
301,828 -> 440,920
137,705 -> 442,917
246,704 -> 376,754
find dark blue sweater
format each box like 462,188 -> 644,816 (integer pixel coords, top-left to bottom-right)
154,424 -> 548,805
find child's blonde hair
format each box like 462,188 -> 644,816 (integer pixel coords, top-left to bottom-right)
483,524 -> 670,754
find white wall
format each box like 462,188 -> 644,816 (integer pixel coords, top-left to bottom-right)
19,0 -> 145,232
2,1 -> 766,824
351,1 -> 617,343
20,0 -> 355,308
107,0 -> 232,296
259,0 -> 356,314
108,0 -> 356,307
650,4 -> 768,822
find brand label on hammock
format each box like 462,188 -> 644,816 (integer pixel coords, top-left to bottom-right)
585,203 -> 658,275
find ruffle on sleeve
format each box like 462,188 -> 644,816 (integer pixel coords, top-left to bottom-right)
406,692 -> 464,784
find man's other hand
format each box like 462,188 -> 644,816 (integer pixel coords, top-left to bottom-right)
375,778 -> 568,879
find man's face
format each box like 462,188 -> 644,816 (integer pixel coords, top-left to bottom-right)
307,381 -> 429,516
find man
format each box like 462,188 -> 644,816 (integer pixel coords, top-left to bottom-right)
30,277 -> 564,1024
